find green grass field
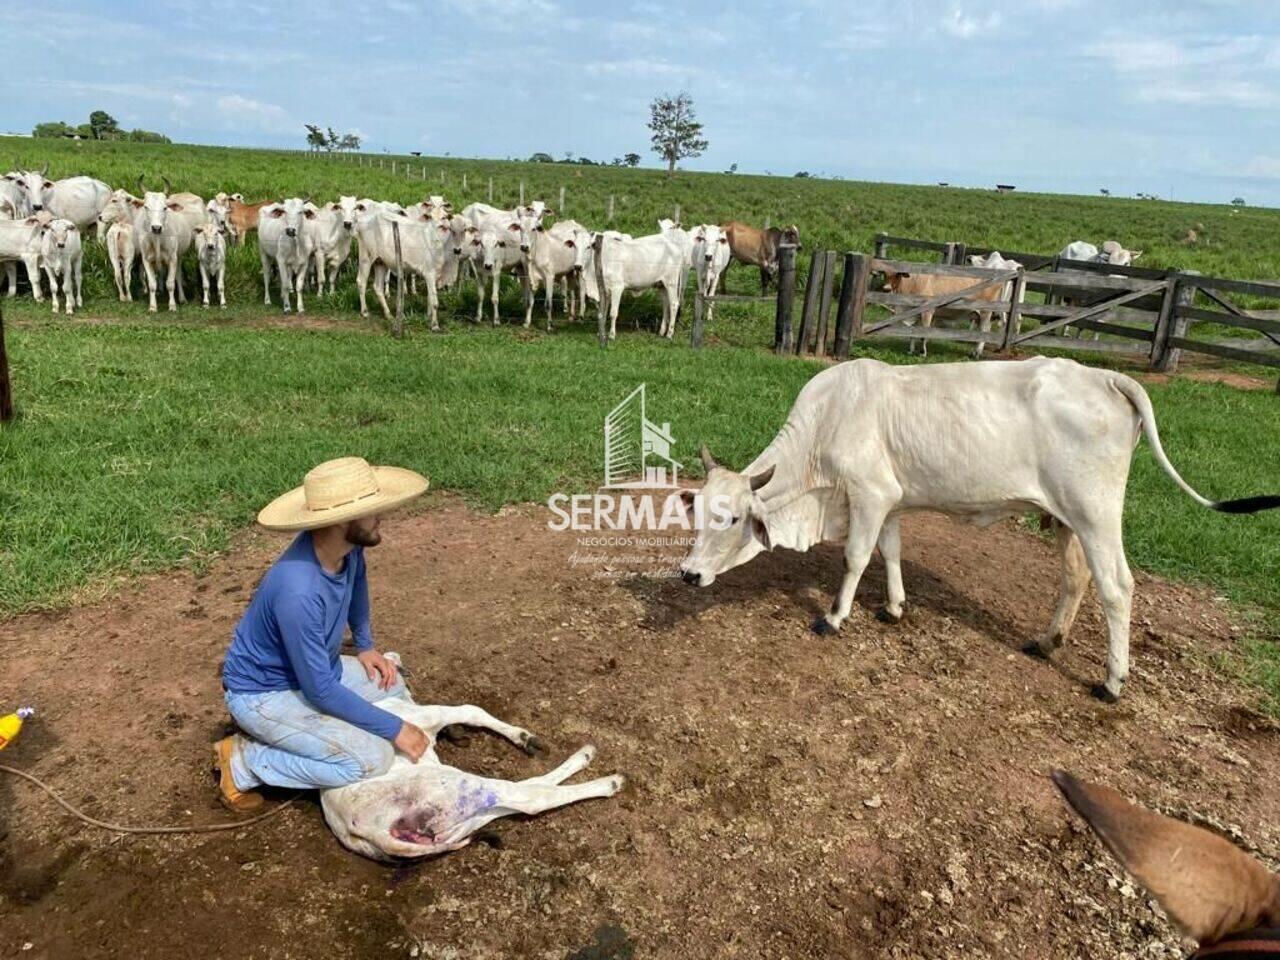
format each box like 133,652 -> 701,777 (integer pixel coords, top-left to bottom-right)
1,137 -> 1277,706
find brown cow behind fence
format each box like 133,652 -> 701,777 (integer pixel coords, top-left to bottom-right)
721,221 -> 801,293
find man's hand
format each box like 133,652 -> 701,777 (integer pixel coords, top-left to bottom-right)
357,648 -> 400,690
394,721 -> 430,762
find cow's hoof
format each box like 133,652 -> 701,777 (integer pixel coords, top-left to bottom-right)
1090,683 -> 1120,704
607,775 -> 626,795
1021,640 -> 1051,661
811,616 -> 839,636
521,733 -> 548,757
473,829 -> 504,849
875,606 -> 905,625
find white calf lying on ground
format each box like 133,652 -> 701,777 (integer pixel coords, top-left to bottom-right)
320,693 -> 623,861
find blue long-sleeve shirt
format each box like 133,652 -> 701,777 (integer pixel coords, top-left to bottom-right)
222,532 -> 402,741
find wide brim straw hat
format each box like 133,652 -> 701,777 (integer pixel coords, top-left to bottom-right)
257,457 -> 429,531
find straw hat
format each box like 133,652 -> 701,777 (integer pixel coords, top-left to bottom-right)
257,457 -> 429,531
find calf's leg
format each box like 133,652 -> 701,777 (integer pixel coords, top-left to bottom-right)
876,515 -> 907,623
1024,521 -> 1091,659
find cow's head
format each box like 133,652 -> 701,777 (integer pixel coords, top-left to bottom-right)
1100,240 -> 1142,266
271,196 -> 314,238
448,218 -> 477,257
1053,771 -> 1280,954
139,188 -> 181,235
332,195 -> 358,232
13,163 -> 53,212
42,219 -> 76,251
510,207 -> 545,254
205,198 -> 229,235
881,269 -> 906,292
193,224 -> 222,256
677,446 -> 776,588
782,224 -> 801,249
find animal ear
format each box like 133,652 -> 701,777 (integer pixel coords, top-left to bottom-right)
271,207 -> 285,218
508,222 -> 520,232
130,199 -> 144,208
1130,250 -> 1143,261
678,488 -> 696,511
43,180 -> 54,189
328,202 -> 339,211
304,209 -> 316,219
751,515 -> 771,550
167,201 -> 182,211
1052,771 -> 1280,946
749,465 -> 775,491
564,238 -> 575,248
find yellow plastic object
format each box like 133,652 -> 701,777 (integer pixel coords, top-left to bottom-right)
0,707 -> 34,751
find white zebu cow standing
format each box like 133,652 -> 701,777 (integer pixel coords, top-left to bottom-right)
193,224 -> 226,307
1056,240 -> 1144,339
0,215 -> 50,301
320,689 -> 623,861
353,208 -> 447,329
584,230 -> 686,339
40,219 -> 83,315
0,177 -> 29,220
104,219 -> 137,301
311,196 -> 359,295
130,183 -> 195,313
678,358 -> 1279,702
965,251 -> 1025,358
691,224 -> 732,324
525,218 -> 589,329
464,204 -> 543,325
7,166 -> 111,233
258,198 -> 317,314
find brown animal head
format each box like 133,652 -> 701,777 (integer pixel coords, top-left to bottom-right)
1053,771 -> 1280,955
881,269 -> 906,292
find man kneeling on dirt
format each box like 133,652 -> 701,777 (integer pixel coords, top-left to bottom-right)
213,457 -> 432,812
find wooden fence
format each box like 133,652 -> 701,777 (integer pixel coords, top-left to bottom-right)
776,235 -> 1280,392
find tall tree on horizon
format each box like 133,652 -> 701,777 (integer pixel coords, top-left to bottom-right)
648,92 -> 708,179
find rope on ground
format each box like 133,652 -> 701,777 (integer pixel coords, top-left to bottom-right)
0,762 -> 300,835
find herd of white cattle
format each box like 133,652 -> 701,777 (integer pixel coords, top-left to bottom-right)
0,167 -> 739,337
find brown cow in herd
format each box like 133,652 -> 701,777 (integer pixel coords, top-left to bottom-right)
720,221 -> 801,293
222,193 -> 275,244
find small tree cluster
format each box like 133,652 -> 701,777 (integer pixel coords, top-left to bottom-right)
305,124 -> 362,152
32,109 -> 169,142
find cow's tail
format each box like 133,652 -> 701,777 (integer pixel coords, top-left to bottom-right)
1110,373 -> 1280,514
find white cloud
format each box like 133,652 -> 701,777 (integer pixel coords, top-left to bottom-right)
940,6 -> 1001,39
1240,156 -> 1280,179
216,94 -> 294,132
1085,33 -> 1278,107
583,59 -> 689,78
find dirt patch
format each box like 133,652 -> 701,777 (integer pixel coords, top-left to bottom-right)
2,501 -> 1278,959
1141,367 -> 1275,391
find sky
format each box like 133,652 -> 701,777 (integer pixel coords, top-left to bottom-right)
2,0 -> 1279,205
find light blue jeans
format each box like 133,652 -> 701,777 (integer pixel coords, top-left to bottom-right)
225,655 -> 406,791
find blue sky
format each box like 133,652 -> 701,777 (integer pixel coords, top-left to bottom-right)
3,1 -> 1278,205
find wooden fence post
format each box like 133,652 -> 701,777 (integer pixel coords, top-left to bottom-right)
1152,271 -> 1196,372
795,251 -> 825,354
690,284 -> 705,348
593,233 -> 608,348
999,269 -> 1027,352
764,215 -> 770,231
392,221 -> 405,339
558,185 -> 566,212
392,161 -> 397,175
488,177 -> 494,202
832,253 -> 860,358
519,180 -> 525,206
673,204 -> 681,226
462,172 -> 467,190
607,195 -> 615,221
774,244 -> 797,354
941,241 -> 956,266
814,250 -> 837,356
873,233 -> 888,260
0,299 -> 12,423
953,242 -> 967,266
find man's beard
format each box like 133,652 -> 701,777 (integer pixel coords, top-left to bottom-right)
346,523 -> 382,548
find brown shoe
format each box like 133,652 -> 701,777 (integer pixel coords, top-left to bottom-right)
213,737 -> 264,813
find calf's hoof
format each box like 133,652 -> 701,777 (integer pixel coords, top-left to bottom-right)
520,733 -> 548,757
811,616 -> 839,637
1090,683 -> 1120,704
875,606 -> 905,625
607,775 -> 626,795
1021,640 -> 1051,661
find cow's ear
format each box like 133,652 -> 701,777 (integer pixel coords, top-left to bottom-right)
1052,771 -> 1280,946
167,201 -> 182,211
271,207 -> 285,218
43,180 -> 54,189
564,239 -> 575,249
328,202 -> 339,211
130,198 -> 144,208
1130,250 -> 1143,261
535,224 -> 545,232
508,222 -> 520,232
678,488 -> 696,511
304,209 -> 316,219
751,514 -> 771,550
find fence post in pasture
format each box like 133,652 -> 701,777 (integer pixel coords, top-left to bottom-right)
673,204 -> 680,226
462,172 -> 468,191
607,195 -> 615,221
558,185 -> 566,213
795,251 -> 825,354
593,233 -> 608,348
999,269 -> 1027,352
488,177 -> 494,202
832,253 -> 859,358
392,161 -> 397,175
690,282 -> 705,349
764,215 -> 770,231
873,233 -> 888,261
1151,271 -> 1196,373
940,241 -> 956,266
774,243 -> 797,354
814,250 -> 838,356
953,242 -> 967,265
0,300 -> 12,423
392,221 -> 405,340
520,180 -> 525,206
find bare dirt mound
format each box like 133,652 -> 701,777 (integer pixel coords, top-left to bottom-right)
2,501 -> 1278,959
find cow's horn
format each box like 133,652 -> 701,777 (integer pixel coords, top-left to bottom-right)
749,465 -> 776,491
161,176 -> 173,194
136,174 -> 146,193
39,160 -> 49,176
699,445 -> 718,472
